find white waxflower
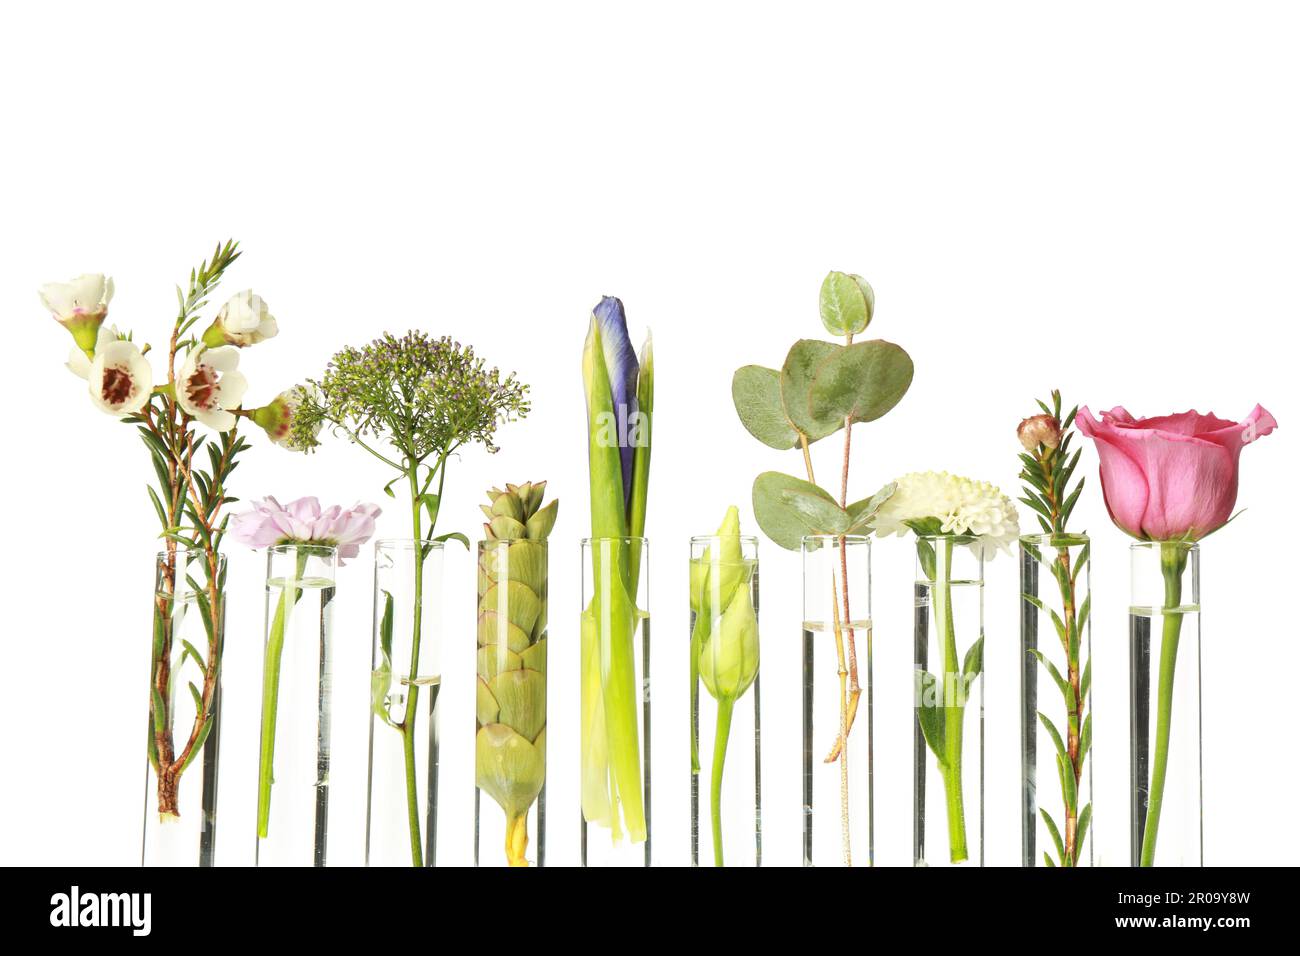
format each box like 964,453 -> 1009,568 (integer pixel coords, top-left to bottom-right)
177,345 -> 248,431
67,325 -> 121,379
870,470 -> 1020,559
40,273 -> 115,354
202,289 -> 278,348
87,340 -> 153,417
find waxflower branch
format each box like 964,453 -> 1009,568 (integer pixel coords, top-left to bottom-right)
1017,390 -> 1092,867
292,331 -> 530,866
41,241 -> 302,823
731,271 -> 913,866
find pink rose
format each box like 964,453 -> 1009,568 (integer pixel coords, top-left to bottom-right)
1076,405 -> 1277,541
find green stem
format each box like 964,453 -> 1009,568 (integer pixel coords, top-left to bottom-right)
400,464 -> 426,867
936,545 -> 968,863
710,696 -> 735,867
1140,542 -> 1188,867
257,548 -> 308,840
690,614 -> 704,774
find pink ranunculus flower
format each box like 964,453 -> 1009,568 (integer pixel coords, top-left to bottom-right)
1076,405 -> 1277,541
229,496 -> 382,565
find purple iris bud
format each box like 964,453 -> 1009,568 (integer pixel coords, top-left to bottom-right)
592,295 -> 640,505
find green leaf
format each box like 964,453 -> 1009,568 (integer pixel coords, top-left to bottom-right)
1038,711 -> 1068,764
371,591 -> 395,722
1080,658 -> 1091,701
177,715 -> 214,774
845,482 -> 896,533
963,636 -> 984,679
1029,648 -> 1069,700
752,471 -> 848,550
147,716 -> 159,772
779,339 -> 844,443
433,531 -> 470,550
731,365 -> 800,450
419,493 -> 441,525
915,670 -> 947,764
1040,808 -> 1066,865
150,687 -> 166,734
807,339 -> 914,426
1080,713 -> 1092,759
180,640 -> 206,673
818,271 -> 874,336
1043,852 -> 1056,868
1076,803 -> 1093,853
1058,752 -> 1077,814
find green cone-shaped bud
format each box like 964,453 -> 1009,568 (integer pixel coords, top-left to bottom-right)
476,481 -> 558,866
699,583 -> 760,701
689,505 -> 748,616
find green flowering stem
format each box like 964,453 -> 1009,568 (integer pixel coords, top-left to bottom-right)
256,547 -> 309,839
935,564 -> 969,864
710,696 -> 735,867
594,544 -> 646,842
918,538 -> 967,864
690,614 -> 704,774
1139,542 -> 1188,867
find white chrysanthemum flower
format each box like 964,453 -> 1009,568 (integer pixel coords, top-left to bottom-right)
871,470 -> 1020,559
177,345 -> 247,431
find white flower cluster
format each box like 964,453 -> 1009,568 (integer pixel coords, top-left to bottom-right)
871,470 -> 1020,559
40,271 -> 292,440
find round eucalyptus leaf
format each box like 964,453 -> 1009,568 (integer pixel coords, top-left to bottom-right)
780,339 -> 845,443
819,271 -> 875,336
732,365 -> 799,450
808,339 -> 913,425
752,471 -> 849,550
845,481 -> 897,532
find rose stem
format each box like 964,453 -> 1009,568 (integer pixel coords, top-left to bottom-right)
1140,543 -> 1188,867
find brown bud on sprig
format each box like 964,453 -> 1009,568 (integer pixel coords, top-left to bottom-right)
1018,413 -> 1061,452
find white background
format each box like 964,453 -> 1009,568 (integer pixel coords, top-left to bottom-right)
0,1 -> 1294,867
